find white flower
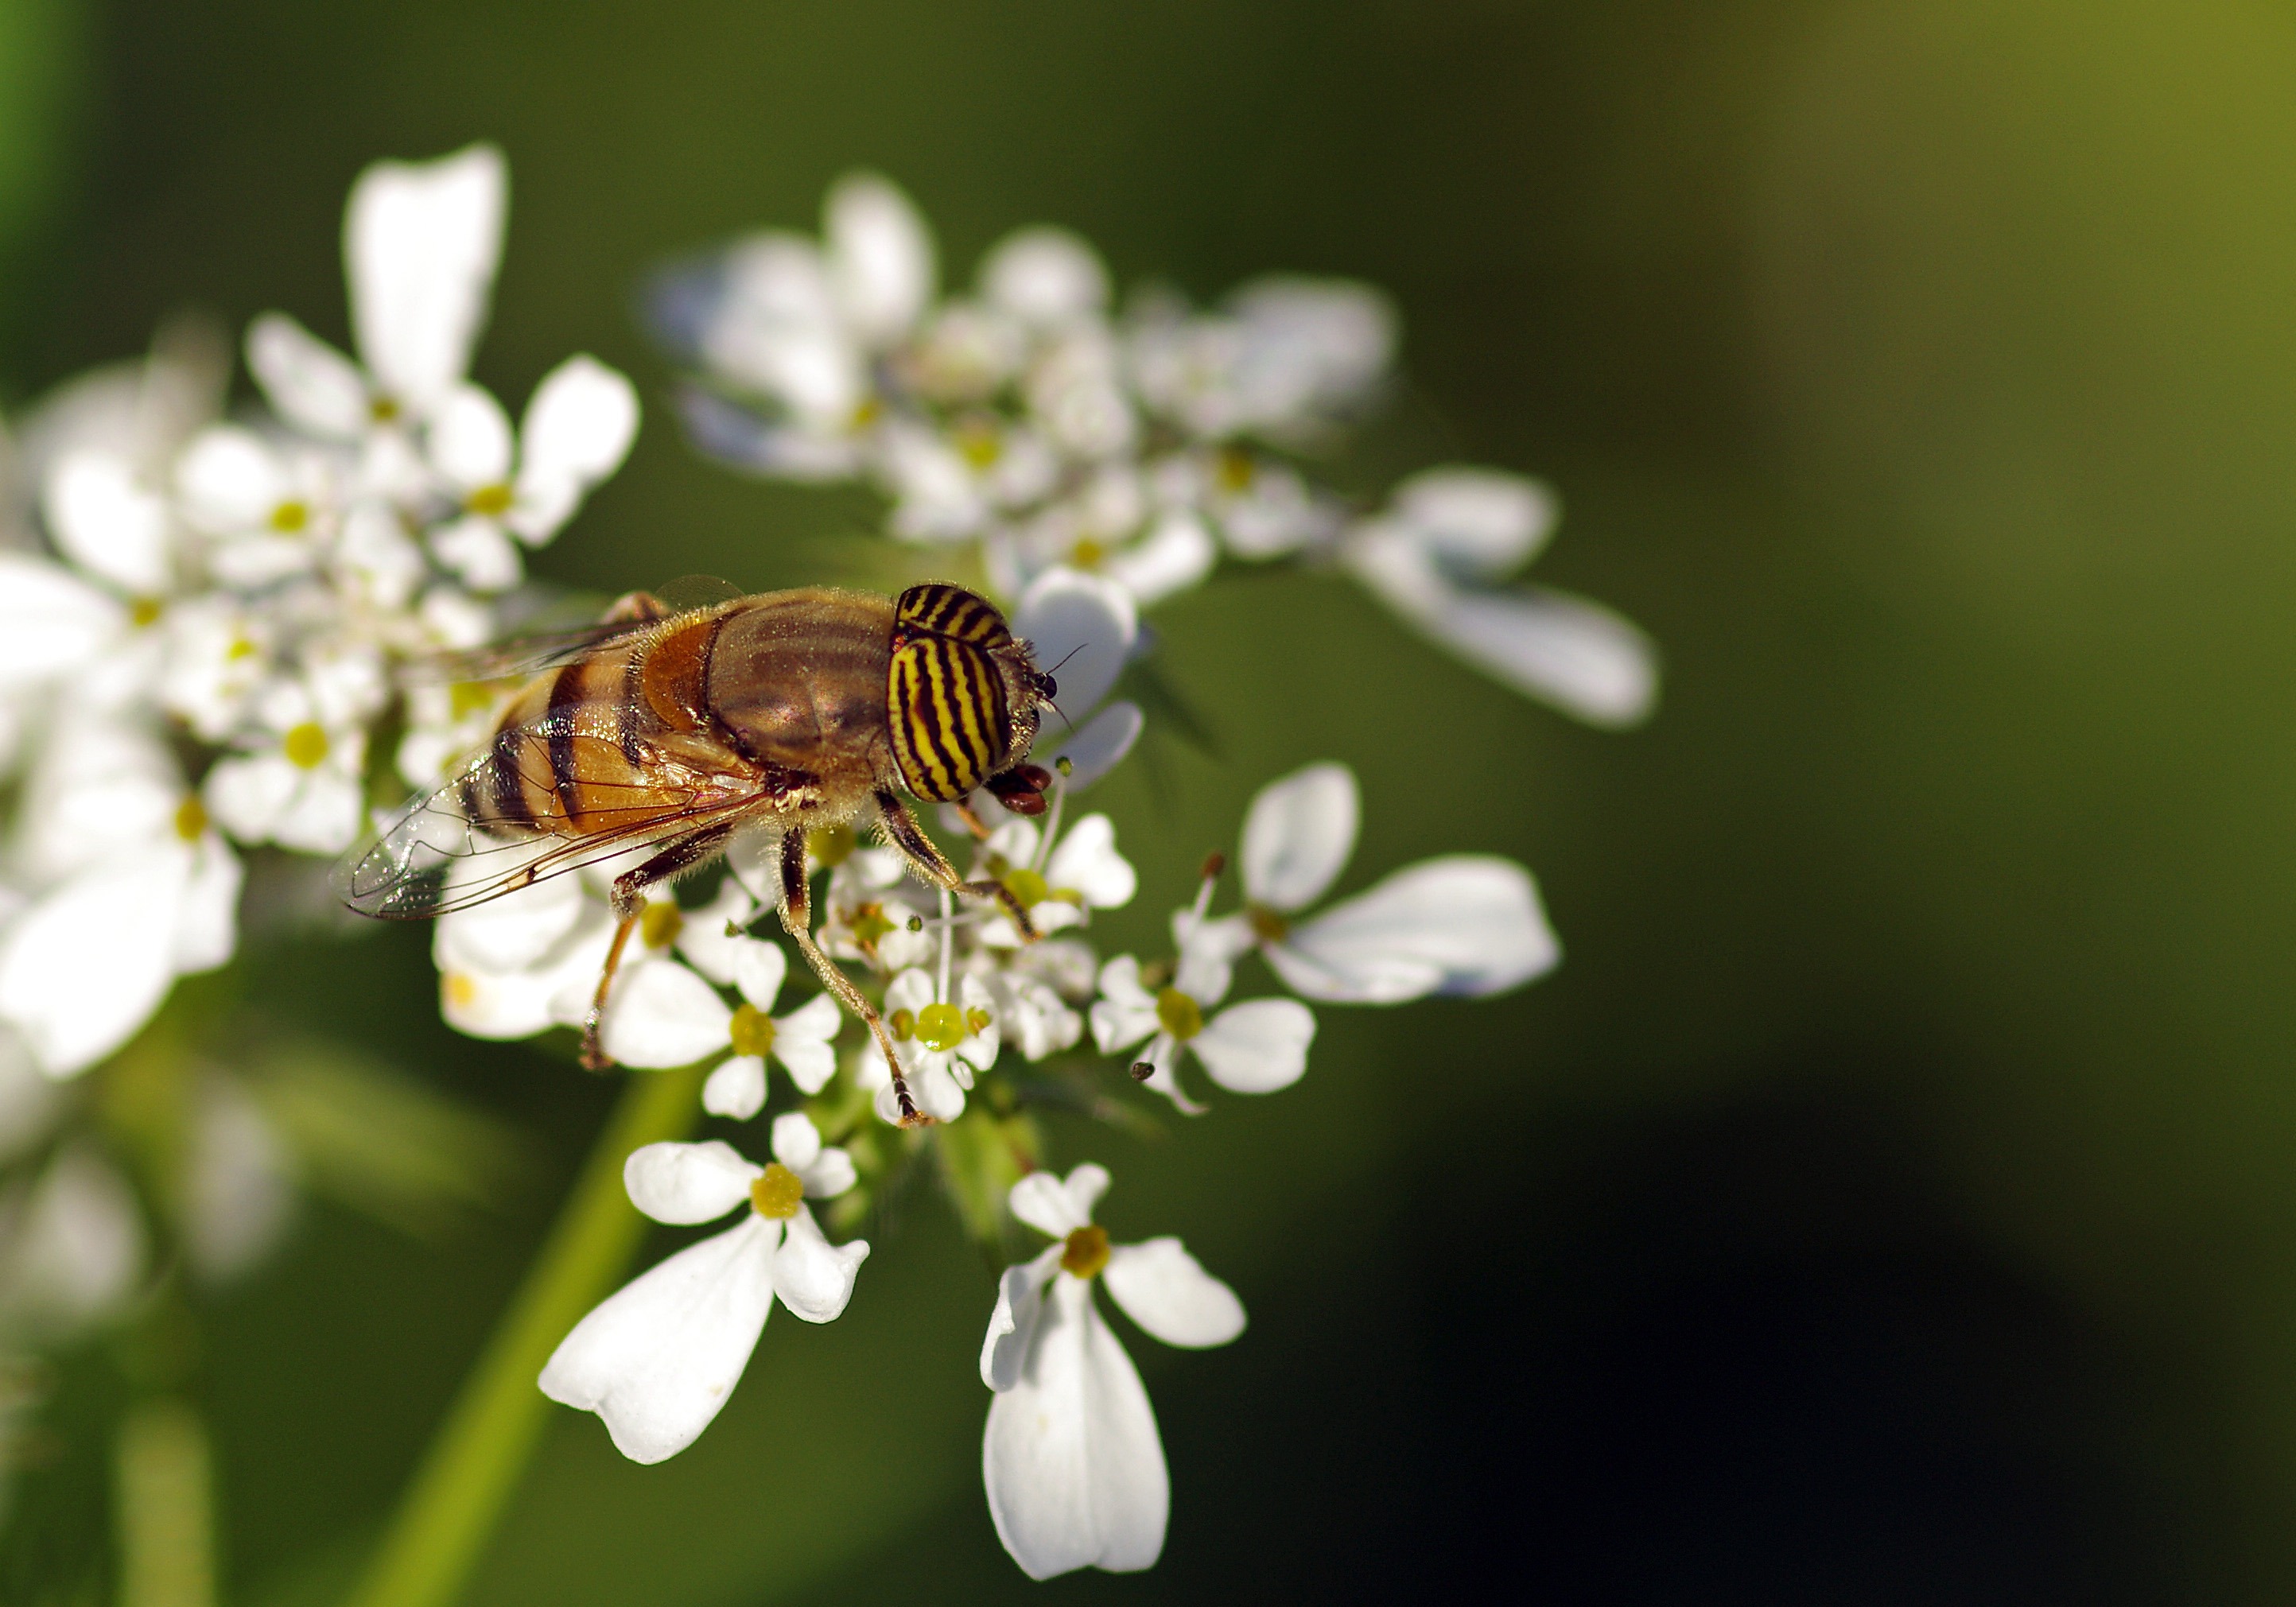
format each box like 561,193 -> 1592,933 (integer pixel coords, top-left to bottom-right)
980,1163 -> 1244,1579
1200,761 -> 1561,1003
424,356 -> 639,592
596,899 -> 841,1115
538,1116 -> 866,1464
172,424 -> 341,588
857,967 -> 999,1124
201,652 -> 386,854
1345,467 -> 1658,727
1126,276 -> 1394,444
1090,948 -> 1313,1115
0,1142 -> 148,1343
0,716 -> 239,1077
970,808 -> 1136,947
247,144 -> 507,443
814,841 -> 936,972
433,859 -> 617,1042
1009,567 -> 1143,791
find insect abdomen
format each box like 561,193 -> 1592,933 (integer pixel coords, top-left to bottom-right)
462,637 -> 692,837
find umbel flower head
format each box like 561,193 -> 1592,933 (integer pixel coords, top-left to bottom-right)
980,1163 -> 1245,1579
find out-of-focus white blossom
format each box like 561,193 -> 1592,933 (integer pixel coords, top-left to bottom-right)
1344,467 -> 1658,727
981,1163 -> 1244,1579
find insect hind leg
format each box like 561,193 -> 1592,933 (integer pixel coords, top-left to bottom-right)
579,822 -> 736,1071
872,789 -> 1040,941
776,826 -> 931,1127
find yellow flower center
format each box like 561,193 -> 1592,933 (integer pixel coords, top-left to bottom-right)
269,499 -> 310,534
368,395 -> 402,424
1069,537 -> 1108,569
749,1163 -> 803,1221
848,903 -> 894,949
173,796 -> 208,842
1002,866 -> 1050,908
1247,902 -> 1289,943
915,1002 -> 968,1053
639,902 -> 684,950
465,483 -> 515,517
282,722 -> 330,770
130,598 -> 163,629
807,824 -> 857,866
1216,446 -> 1256,494
443,972 -> 478,1008
449,681 -> 499,719
225,636 -> 258,662
1155,987 -> 1204,1040
954,420 -> 1002,470
729,1002 -> 776,1060
888,1007 -> 915,1041
1061,1224 -> 1110,1279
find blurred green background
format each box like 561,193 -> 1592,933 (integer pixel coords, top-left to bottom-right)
10,0 -> 2296,1599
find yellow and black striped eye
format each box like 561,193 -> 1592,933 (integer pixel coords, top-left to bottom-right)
889,584 -> 1016,802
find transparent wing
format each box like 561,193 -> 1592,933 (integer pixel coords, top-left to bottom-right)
333,739 -> 768,921
399,618 -> 658,688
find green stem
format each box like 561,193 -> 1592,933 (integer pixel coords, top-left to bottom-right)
116,1396 -> 218,1607
344,1063 -> 705,1607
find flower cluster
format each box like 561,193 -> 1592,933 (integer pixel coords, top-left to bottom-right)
515,739 -> 1556,1575
650,171 -> 1658,727
0,146 -> 634,1429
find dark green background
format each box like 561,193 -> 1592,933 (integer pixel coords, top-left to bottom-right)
9,0 -> 2296,1600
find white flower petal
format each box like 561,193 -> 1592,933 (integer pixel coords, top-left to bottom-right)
1013,567 -> 1136,718
769,1203 -> 868,1322
623,1139 -> 759,1224
538,1213 -> 775,1464
269,767 -> 363,855
981,227 -> 1109,325
1044,813 -> 1136,910
1389,466 -> 1557,577
348,144 -> 506,415
0,849 -> 187,1077
517,354 -> 638,495
670,879 -> 756,985
730,937 -> 787,1012
770,993 -> 842,1094
983,1275 -> 1168,1579
599,957 -> 732,1068
1132,1034 -> 1207,1116
171,836 -> 243,975
701,1056 -> 767,1120
798,1146 -> 857,1200
1190,998 -> 1315,1095
1239,761 -> 1358,911
0,553 -> 121,689
1278,855 -> 1559,1001
825,172 -> 934,343
427,383 -> 514,491
1105,510 -> 1216,606
1443,585 -> 1660,729
981,1244 -> 1063,1389
1040,699 -> 1142,794
45,452 -> 170,595
245,314 -> 370,440
427,514 -> 523,593
1102,1238 -> 1246,1349
173,426 -> 286,532
768,1111 -> 821,1170
434,871 -> 588,974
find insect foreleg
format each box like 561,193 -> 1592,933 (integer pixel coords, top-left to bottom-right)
775,825 -> 927,1127
872,789 -> 1039,942
579,821 -> 737,1071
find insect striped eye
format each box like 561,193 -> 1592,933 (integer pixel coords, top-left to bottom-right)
889,584 -> 1024,802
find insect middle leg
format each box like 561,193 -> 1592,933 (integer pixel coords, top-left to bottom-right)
775,825 -> 929,1127
872,788 -> 1040,942
579,821 -> 737,1070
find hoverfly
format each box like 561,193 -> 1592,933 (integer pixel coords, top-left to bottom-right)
339,580 -> 1059,1124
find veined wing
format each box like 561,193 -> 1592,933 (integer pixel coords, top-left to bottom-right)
334,738 -> 768,920
402,578 -> 745,687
